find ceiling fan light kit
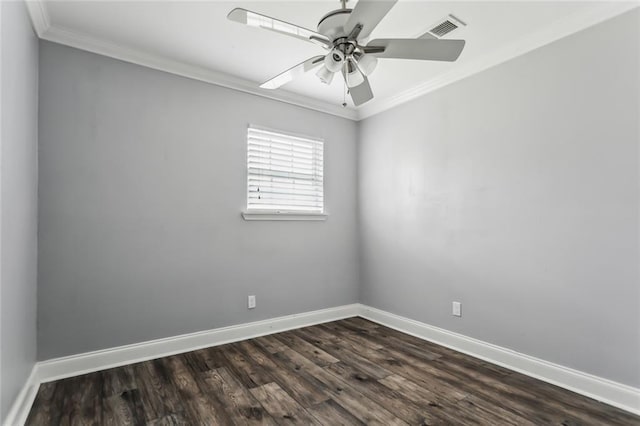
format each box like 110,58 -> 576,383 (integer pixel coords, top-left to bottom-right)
354,52 -> 378,76
228,0 -> 466,106
316,66 -> 335,85
325,49 -> 345,72
345,59 -> 365,88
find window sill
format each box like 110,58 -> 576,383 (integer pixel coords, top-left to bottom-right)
241,211 -> 328,221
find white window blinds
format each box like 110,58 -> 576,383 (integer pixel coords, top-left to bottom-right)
247,126 -> 324,213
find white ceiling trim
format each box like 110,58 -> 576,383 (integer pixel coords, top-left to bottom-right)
25,0 -> 49,37
41,24 -> 359,120
25,1 -> 639,122
357,2 -> 640,120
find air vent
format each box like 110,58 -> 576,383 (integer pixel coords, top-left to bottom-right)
427,14 -> 466,38
430,20 -> 458,37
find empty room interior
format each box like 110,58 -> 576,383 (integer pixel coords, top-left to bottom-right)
1,0 -> 639,424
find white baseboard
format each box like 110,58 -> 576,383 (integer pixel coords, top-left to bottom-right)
36,304 -> 360,384
359,305 -> 640,416
3,367 -> 40,426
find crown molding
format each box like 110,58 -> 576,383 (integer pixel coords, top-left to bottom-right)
355,2 -> 640,120
24,0 -> 49,37
25,1 -> 639,122
41,25 -> 359,121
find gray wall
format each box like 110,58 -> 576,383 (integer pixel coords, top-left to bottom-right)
38,41 -> 359,360
359,9 -> 640,387
0,1 -> 39,421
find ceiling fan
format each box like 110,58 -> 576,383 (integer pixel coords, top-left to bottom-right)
227,0 -> 466,106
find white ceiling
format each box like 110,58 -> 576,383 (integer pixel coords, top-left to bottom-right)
30,1 -> 637,119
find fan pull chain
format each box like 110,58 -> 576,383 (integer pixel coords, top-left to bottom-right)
342,83 -> 347,108
342,74 -> 347,107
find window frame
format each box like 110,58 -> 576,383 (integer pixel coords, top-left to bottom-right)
242,124 -> 327,221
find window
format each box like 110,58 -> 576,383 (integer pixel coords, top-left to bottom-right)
246,126 -> 324,216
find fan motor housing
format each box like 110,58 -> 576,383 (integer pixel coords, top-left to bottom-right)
317,9 -> 352,41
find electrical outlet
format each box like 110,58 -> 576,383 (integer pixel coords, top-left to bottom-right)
452,301 -> 462,317
248,295 -> 256,309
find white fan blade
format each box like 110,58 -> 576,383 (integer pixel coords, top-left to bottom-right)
349,76 -> 374,106
344,0 -> 397,40
260,56 -> 325,90
366,38 -> 465,61
228,8 -> 332,49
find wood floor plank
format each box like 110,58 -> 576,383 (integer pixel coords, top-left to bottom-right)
307,399 -> 366,426
252,334 -> 287,354
314,324 -> 390,357
102,389 -> 146,426
25,318 -> 640,425
132,360 -> 185,422
341,330 -> 588,425
55,374 -> 103,426
502,372 -> 640,426
319,385 -> 408,426
160,354 -> 233,425
379,374 -> 527,426
249,382 -> 321,425
218,344 -> 275,389
379,374 -> 476,425
146,413 -> 190,425
324,321 -> 443,364
193,345 -> 231,371
235,339 -> 330,407
202,367 -> 276,425
24,381 -> 65,426
272,330 -> 340,367
101,364 -> 138,398
364,323 -> 513,377
374,345 -> 566,424
269,346 -> 408,425
340,317 -> 380,330
459,394 -> 542,426
342,342 -> 470,402
397,342 -> 610,425
426,352 -> 602,424
292,327 -> 394,380
325,361 -> 448,425
181,350 -> 214,374
318,322 -> 386,350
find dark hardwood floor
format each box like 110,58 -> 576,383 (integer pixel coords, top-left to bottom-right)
26,317 -> 639,425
